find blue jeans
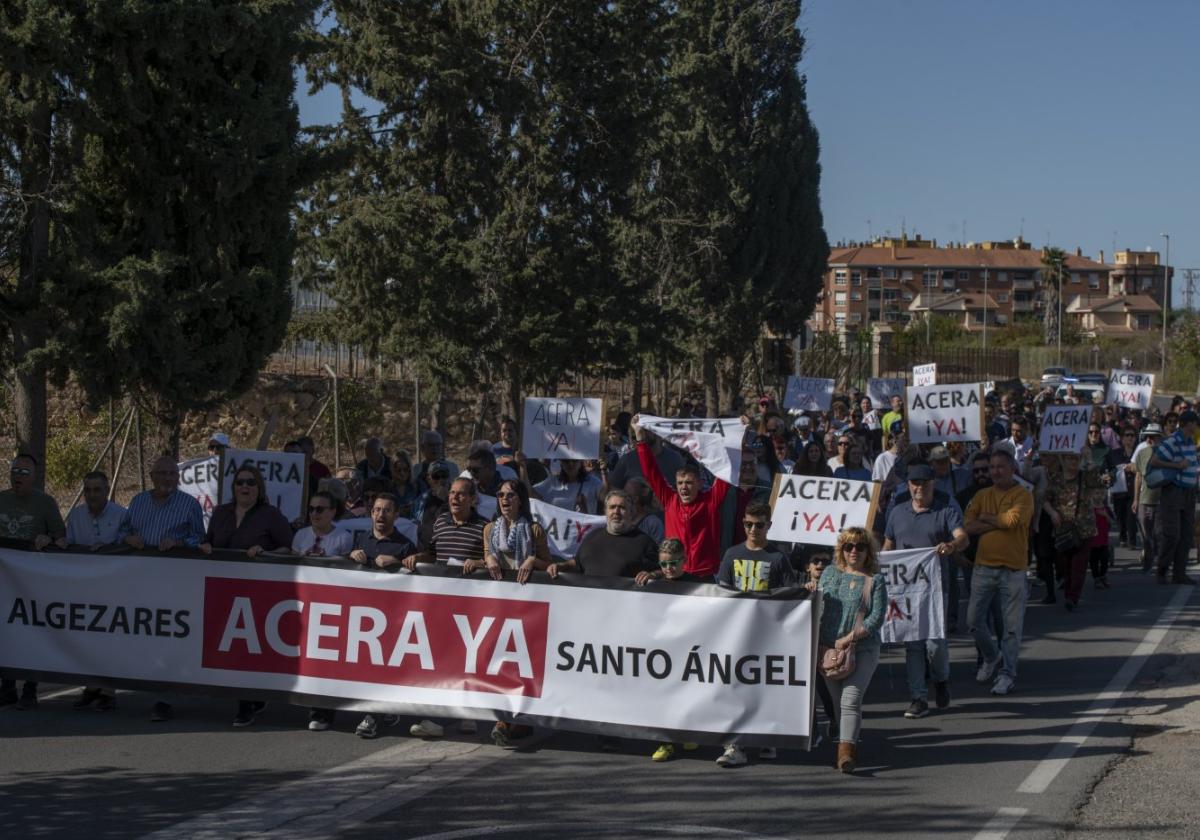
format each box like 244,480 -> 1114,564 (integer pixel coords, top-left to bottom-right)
968,565 -> 1027,680
905,638 -> 950,700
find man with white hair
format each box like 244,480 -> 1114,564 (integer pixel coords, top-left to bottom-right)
355,437 -> 393,483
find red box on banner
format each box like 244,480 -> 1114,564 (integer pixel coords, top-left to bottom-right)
202,578 -> 549,697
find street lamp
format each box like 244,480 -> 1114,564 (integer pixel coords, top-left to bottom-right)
1161,233 -> 1170,384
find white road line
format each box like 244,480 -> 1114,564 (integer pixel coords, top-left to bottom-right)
1016,585 -> 1193,795
404,823 -> 779,840
140,735 -> 515,840
971,807 -> 1028,840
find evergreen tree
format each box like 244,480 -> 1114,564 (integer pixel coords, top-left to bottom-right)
1041,247 -> 1068,348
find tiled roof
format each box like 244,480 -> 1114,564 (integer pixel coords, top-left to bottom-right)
1067,294 -> 1161,313
909,292 -> 1000,312
829,246 -> 1108,271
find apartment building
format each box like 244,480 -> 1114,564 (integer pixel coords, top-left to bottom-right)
812,234 -> 1165,336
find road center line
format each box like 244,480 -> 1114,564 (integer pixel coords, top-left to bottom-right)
1016,585 -> 1193,795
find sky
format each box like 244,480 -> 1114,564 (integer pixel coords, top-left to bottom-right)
297,1 -> 1200,306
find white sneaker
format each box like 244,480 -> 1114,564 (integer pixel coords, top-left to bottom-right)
458,720 -> 477,734
715,745 -> 748,767
410,719 -> 445,738
975,656 -> 1002,684
758,747 -> 778,760
991,674 -> 1015,696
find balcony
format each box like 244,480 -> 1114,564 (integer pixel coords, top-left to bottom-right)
1012,300 -> 1034,312
1013,279 -> 1035,291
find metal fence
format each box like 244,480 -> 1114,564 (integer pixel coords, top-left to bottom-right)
266,340 -> 413,380
879,346 -> 1020,384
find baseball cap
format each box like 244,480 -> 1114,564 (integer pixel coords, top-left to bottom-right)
889,419 -> 904,435
428,459 -> 451,479
208,432 -> 230,447
1141,423 -> 1164,438
907,464 -> 934,482
928,445 -> 950,461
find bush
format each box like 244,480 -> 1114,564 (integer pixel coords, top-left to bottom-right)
44,411 -> 100,493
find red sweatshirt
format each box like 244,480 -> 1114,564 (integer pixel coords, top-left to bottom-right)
637,441 -> 741,578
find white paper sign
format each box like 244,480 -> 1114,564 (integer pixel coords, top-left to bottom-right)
905,383 -> 985,444
522,398 -> 603,460
1038,405 -> 1092,454
767,474 -> 880,547
983,381 -> 996,396
636,416 -> 747,485
782,376 -> 835,413
178,456 -> 220,528
529,498 -> 607,559
913,363 -> 938,387
878,547 -> 944,643
1106,370 -> 1155,410
220,448 -> 308,522
867,378 -> 906,410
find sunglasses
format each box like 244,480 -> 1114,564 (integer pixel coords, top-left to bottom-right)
842,542 -> 869,553
10,467 -> 32,476
430,472 -> 449,480
233,478 -> 256,487
659,559 -> 682,569
308,505 -> 329,514
837,441 -> 851,447
973,467 -> 990,474
496,491 -> 518,499
743,521 -> 768,530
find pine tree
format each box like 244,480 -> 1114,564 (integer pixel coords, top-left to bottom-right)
1041,247 -> 1068,348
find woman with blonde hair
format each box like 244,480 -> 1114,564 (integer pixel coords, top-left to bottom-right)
817,526 -> 888,773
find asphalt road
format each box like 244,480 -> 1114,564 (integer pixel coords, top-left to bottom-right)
2,546 -> 1196,840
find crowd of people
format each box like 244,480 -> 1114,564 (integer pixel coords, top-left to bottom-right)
1,381 -> 1197,774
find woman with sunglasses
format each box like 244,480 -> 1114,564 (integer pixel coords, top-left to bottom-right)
818,527 -> 888,773
200,464 -> 294,728
292,491 -> 353,557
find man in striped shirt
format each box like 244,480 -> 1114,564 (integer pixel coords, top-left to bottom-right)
1149,410 -> 1199,585
119,456 -> 205,550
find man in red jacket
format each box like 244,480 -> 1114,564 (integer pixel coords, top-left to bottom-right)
632,415 -> 750,579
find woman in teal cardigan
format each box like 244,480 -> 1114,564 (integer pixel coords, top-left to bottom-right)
816,526 -> 889,773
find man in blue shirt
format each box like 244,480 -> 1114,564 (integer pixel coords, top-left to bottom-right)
66,471 -> 126,549
119,456 -> 205,552
883,463 -> 969,720
1149,410 -> 1199,585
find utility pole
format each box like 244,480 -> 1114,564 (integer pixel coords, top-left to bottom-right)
1182,268 -> 1199,311
1161,234 -> 1170,384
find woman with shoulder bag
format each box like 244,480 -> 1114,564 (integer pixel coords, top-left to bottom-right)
1043,453 -> 1104,611
817,527 -> 888,773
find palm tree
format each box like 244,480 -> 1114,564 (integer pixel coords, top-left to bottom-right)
1041,247 -> 1068,349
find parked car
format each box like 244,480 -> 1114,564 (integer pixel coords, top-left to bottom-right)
1075,372 -> 1108,387
1040,366 -> 1070,388
1055,381 -> 1105,404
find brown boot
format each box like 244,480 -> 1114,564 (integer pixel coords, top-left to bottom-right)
837,742 -> 857,773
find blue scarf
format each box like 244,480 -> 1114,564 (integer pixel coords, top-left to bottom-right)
489,515 -> 533,566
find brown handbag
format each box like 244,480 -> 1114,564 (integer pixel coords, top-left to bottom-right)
819,574 -> 875,681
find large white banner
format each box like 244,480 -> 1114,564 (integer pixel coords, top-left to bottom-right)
0,546 -> 815,747
906,383 -> 985,444
522,398 -> 603,460
220,449 -> 308,523
782,376 -> 835,413
529,499 -> 607,559
636,416 -> 746,485
767,475 -> 880,547
878,547 -> 944,643
178,456 -> 220,528
1107,370 -> 1154,410
913,363 -> 937,387
867,378 -> 905,410
1038,405 -> 1092,454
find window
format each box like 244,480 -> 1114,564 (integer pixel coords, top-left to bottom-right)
1088,273 -> 1100,290
996,271 -> 1008,283
958,270 -> 969,281
1140,278 -> 1155,292
996,292 -> 1009,303
850,290 -> 862,301
867,267 -> 881,278
901,270 -> 913,281
883,289 -> 899,302
834,314 -> 846,327
1137,314 -> 1152,330
902,291 -> 914,301
834,292 -> 847,306
883,268 -> 897,280
923,271 -> 937,288
1070,273 -> 1080,285
973,311 -> 985,324
834,270 -> 847,286
1013,272 -> 1030,281
849,312 -> 862,324
850,271 -> 862,285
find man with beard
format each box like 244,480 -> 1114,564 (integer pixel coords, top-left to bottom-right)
547,490 -> 657,579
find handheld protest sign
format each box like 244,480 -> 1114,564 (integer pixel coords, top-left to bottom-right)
529,498 -> 607,559
878,547 -> 945,643
912,363 -> 937,387
636,415 -> 746,485
522,397 -> 603,460
867,378 -> 905,410
218,448 -> 308,522
782,376 -> 835,413
178,455 -> 220,528
1038,405 -> 1091,453
906,383 -> 984,444
1106,370 -> 1154,410
767,474 -> 880,547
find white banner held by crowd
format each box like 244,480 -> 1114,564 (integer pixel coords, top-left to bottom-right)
912,363 -> 937,387
219,448 -> 308,523
1038,405 -> 1092,453
522,398 -> 603,460
867,378 -> 905,410
0,546 -> 816,748
636,416 -> 746,485
1107,370 -> 1154,410
529,499 -> 607,559
905,383 -> 984,444
767,475 -> 880,547
782,377 -> 835,413
178,456 -> 220,528
878,547 -> 944,643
